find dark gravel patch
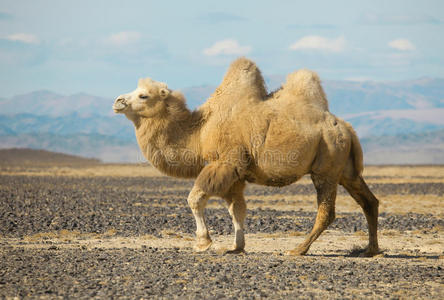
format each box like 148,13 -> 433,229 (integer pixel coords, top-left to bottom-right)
245,182 -> 444,196
2,175 -> 443,197
1,175 -> 443,238
0,247 -> 442,299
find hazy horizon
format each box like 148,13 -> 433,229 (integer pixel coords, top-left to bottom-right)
2,75 -> 443,100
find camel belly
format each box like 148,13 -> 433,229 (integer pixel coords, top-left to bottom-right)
246,143 -> 317,186
245,172 -> 303,187
245,149 -> 313,186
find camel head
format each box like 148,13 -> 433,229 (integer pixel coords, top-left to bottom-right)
113,78 -> 171,119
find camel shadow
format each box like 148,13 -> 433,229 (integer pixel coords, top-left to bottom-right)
305,251 -> 441,260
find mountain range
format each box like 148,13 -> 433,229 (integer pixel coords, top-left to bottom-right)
0,77 -> 443,164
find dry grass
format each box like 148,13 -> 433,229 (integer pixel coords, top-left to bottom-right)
245,193 -> 444,216
363,165 -> 444,178
2,163 -> 443,180
381,230 -> 398,236
0,164 -> 163,177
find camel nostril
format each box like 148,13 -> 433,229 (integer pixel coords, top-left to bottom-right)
113,97 -> 128,112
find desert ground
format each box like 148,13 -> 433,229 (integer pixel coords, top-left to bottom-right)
0,152 -> 443,298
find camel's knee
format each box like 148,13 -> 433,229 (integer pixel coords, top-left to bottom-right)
229,199 -> 246,219
327,210 -> 335,226
187,186 -> 207,211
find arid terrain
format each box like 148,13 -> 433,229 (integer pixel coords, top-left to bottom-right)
0,150 -> 443,298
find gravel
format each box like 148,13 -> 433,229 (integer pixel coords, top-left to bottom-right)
0,174 -> 443,298
1,176 -> 443,237
0,247 -> 442,299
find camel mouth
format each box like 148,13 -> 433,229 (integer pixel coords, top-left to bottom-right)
113,98 -> 128,113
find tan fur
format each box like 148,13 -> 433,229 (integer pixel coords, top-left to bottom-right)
272,69 -> 329,111
195,162 -> 240,196
113,57 -> 380,256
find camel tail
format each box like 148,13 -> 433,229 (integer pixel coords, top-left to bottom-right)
347,122 -> 364,176
282,69 -> 329,111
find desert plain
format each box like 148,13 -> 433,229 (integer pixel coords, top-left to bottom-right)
0,150 -> 443,299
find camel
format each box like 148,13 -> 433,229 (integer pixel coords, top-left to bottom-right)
113,57 -> 380,256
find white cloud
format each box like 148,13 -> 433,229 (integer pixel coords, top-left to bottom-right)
5,33 -> 39,44
104,31 -> 141,46
388,39 -> 415,51
203,39 -> 251,56
289,35 -> 346,53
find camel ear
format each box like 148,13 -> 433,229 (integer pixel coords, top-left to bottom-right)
159,88 -> 170,100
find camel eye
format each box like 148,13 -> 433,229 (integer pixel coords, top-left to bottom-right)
139,94 -> 149,99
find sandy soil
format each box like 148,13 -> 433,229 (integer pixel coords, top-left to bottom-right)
4,229 -> 443,258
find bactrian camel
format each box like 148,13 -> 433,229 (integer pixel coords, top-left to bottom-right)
113,57 -> 380,256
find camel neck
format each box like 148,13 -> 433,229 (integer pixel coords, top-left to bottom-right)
134,113 -> 204,178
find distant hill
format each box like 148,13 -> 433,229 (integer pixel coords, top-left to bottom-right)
0,129 -> 443,165
0,90 -> 113,117
0,77 -> 443,163
0,133 -> 142,163
345,112 -> 444,137
0,113 -> 136,142
361,129 -> 444,165
265,76 -> 444,114
0,148 -> 101,166
3,77 -> 443,116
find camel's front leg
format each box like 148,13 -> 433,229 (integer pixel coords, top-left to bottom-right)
192,161 -> 246,253
228,198 -> 246,252
187,186 -> 212,252
224,182 -> 247,253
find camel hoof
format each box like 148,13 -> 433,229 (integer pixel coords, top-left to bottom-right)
193,240 -> 212,252
349,246 -> 380,257
359,248 -> 381,258
224,248 -> 245,255
286,248 -> 307,256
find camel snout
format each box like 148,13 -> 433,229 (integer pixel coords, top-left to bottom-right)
113,97 -> 128,113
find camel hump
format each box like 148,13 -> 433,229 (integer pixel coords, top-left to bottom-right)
282,69 -> 329,111
211,57 -> 267,101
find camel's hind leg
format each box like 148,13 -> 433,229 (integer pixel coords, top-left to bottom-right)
341,176 -> 380,256
187,186 -> 212,252
288,174 -> 337,256
223,182 -> 247,253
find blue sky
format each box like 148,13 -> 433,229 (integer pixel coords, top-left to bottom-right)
0,0 -> 443,97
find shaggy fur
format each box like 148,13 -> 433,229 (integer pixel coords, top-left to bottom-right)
113,57 -> 380,256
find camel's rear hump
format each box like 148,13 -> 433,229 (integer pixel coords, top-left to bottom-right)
278,70 -> 329,111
